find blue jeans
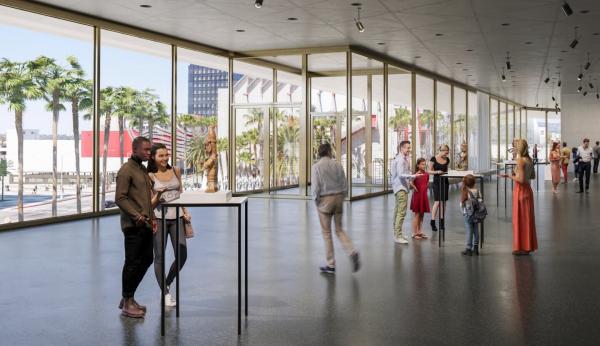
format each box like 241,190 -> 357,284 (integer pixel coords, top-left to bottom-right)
463,215 -> 479,250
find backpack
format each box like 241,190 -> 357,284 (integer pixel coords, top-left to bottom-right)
465,190 -> 487,224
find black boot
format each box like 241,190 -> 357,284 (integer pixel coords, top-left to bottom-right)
440,218 -> 445,231
430,220 -> 438,232
461,248 -> 472,256
473,245 -> 479,256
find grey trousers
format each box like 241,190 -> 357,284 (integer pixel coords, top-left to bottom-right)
153,218 -> 187,291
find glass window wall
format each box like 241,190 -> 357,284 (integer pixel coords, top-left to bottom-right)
453,87 -> 466,170
436,82 -> 451,155
467,91 -> 478,171
490,99 -> 499,164
387,67 -> 412,185
416,75 -> 434,160
499,102 -> 507,161
527,110 -> 546,162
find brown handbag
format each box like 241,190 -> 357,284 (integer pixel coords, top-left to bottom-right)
184,219 -> 194,239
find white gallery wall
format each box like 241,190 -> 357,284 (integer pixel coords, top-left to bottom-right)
561,93 -> 600,147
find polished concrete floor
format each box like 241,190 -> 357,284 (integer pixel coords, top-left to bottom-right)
1,175 -> 600,345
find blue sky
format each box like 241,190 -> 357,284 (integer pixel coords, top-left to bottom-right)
1,23 -> 180,135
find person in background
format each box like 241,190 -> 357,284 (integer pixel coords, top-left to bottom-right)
409,158 -> 430,240
577,138 -> 593,193
311,143 -> 360,274
429,144 -> 450,233
115,136 -> 154,318
561,142 -> 571,184
549,142 -> 562,194
593,141 -> 600,174
460,174 -> 480,256
148,143 -> 191,307
532,144 -> 539,164
499,139 -> 537,256
391,140 -> 421,244
572,147 -> 580,182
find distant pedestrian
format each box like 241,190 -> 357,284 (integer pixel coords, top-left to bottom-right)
560,142 -> 570,183
409,158 -> 430,240
577,138 -> 593,193
593,141 -> 600,174
391,140 -> 421,244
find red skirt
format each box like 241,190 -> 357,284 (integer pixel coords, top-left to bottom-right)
512,182 -> 538,252
410,190 -> 430,213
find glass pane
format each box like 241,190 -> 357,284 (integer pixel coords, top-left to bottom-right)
100,30 -> 172,210
508,105 -> 515,144
309,52 -> 346,196
436,82 -> 451,155
271,107 -> 300,194
453,87 -> 466,170
490,99 -> 499,164
0,7 -> 93,223
234,108 -> 264,192
499,102 -> 507,161
527,110 -> 546,162
416,75 -> 434,160
467,91 -> 478,171
548,111 -> 560,144
177,47 -> 230,192
387,67 -> 412,185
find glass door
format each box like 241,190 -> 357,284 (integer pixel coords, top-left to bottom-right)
270,107 -> 301,195
233,107 -> 266,193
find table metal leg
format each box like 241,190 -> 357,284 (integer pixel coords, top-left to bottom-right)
161,206 -> 166,336
496,167 -> 500,206
479,177 -> 484,248
237,205 -> 242,335
176,207 -> 180,318
536,163 -> 540,191
504,166 -> 508,213
438,176 -> 441,248
244,201 -> 248,316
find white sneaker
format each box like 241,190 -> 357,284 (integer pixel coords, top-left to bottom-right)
394,237 -> 409,244
573,178 -> 578,182
164,292 -> 176,307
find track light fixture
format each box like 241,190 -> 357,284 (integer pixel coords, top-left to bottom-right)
506,51 -> 511,70
254,0 -> 263,8
597,93 -> 599,99
544,69 -> 550,84
577,65 -> 583,80
501,67 -> 506,81
584,53 -> 591,70
570,26 -> 579,49
552,96 -> 556,101
558,72 -> 562,87
589,82 -> 595,89
354,7 -> 365,33
536,103 -> 539,107
584,91 -> 588,96
562,1 -> 573,16
578,85 -> 583,92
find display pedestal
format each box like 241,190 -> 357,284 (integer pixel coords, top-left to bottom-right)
178,190 -> 232,203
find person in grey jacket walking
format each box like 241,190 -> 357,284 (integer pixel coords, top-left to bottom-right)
312,143 -> 360,274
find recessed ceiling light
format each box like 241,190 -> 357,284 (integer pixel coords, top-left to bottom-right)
287,17 -> 298,21
351,2 -> 362,6
414,56 -> 422,59
594,33 -> 600,36
501,23 -> 510,26
456,62 -> 462,65
435,33 -> 444,36
462,69 -> 468,71
466,49 -> 473,52
561,50 -> 568,53
377,42 -> 385,45
140,4 -> 152,8
467,74 -> 472,77
580,10 -> 590,14
525,41 -> 533,45
236,29 -> 246,32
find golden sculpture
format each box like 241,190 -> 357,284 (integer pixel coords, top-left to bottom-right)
203,126 -> 219,192
457,142 -> 468,170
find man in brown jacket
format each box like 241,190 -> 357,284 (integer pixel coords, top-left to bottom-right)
115,136 -> 154,318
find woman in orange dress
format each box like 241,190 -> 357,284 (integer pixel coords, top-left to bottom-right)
549,142 -> 562,193
500,139 -> 538,255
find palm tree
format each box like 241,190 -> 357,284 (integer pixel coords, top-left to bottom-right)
147,100 -> 169,141
217,137 -> 228,186
389,107 -> 411,144
129,88 -> 156,135
113,87 -> 137,164
185,134 -> 206,185
29,56 -> 67,217
99,87 -> 118,209
0,59 -> 43,221
64,56 -> 92,213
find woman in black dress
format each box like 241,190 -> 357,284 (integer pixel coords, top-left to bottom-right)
429,144 -> 450,232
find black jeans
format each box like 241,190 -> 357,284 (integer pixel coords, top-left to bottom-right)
594,158 -> 599,173
578,161 -> 591,191
122,226 -> 154,298
153,218 -> 187,291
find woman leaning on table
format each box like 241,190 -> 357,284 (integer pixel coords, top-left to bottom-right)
148,143 -> 191,307
499,139 -> 538,255
429,144 -> 450,233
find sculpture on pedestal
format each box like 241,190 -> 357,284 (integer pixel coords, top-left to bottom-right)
457,142 -> 468,170
203,126 -> 219,193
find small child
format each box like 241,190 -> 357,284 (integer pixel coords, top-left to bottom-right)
460,174 -> 479,256
410,158 -> 430,240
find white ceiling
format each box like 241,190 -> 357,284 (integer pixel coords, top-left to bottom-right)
33,0 -> 600,108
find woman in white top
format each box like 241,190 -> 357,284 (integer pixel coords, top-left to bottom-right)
148,143 -> 191,307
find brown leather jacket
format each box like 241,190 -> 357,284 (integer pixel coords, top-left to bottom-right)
115,157 -> 153,229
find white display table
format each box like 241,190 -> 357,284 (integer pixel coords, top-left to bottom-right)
159,192 -> 248,336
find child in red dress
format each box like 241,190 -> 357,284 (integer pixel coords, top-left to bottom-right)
410,158 -> 431,240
